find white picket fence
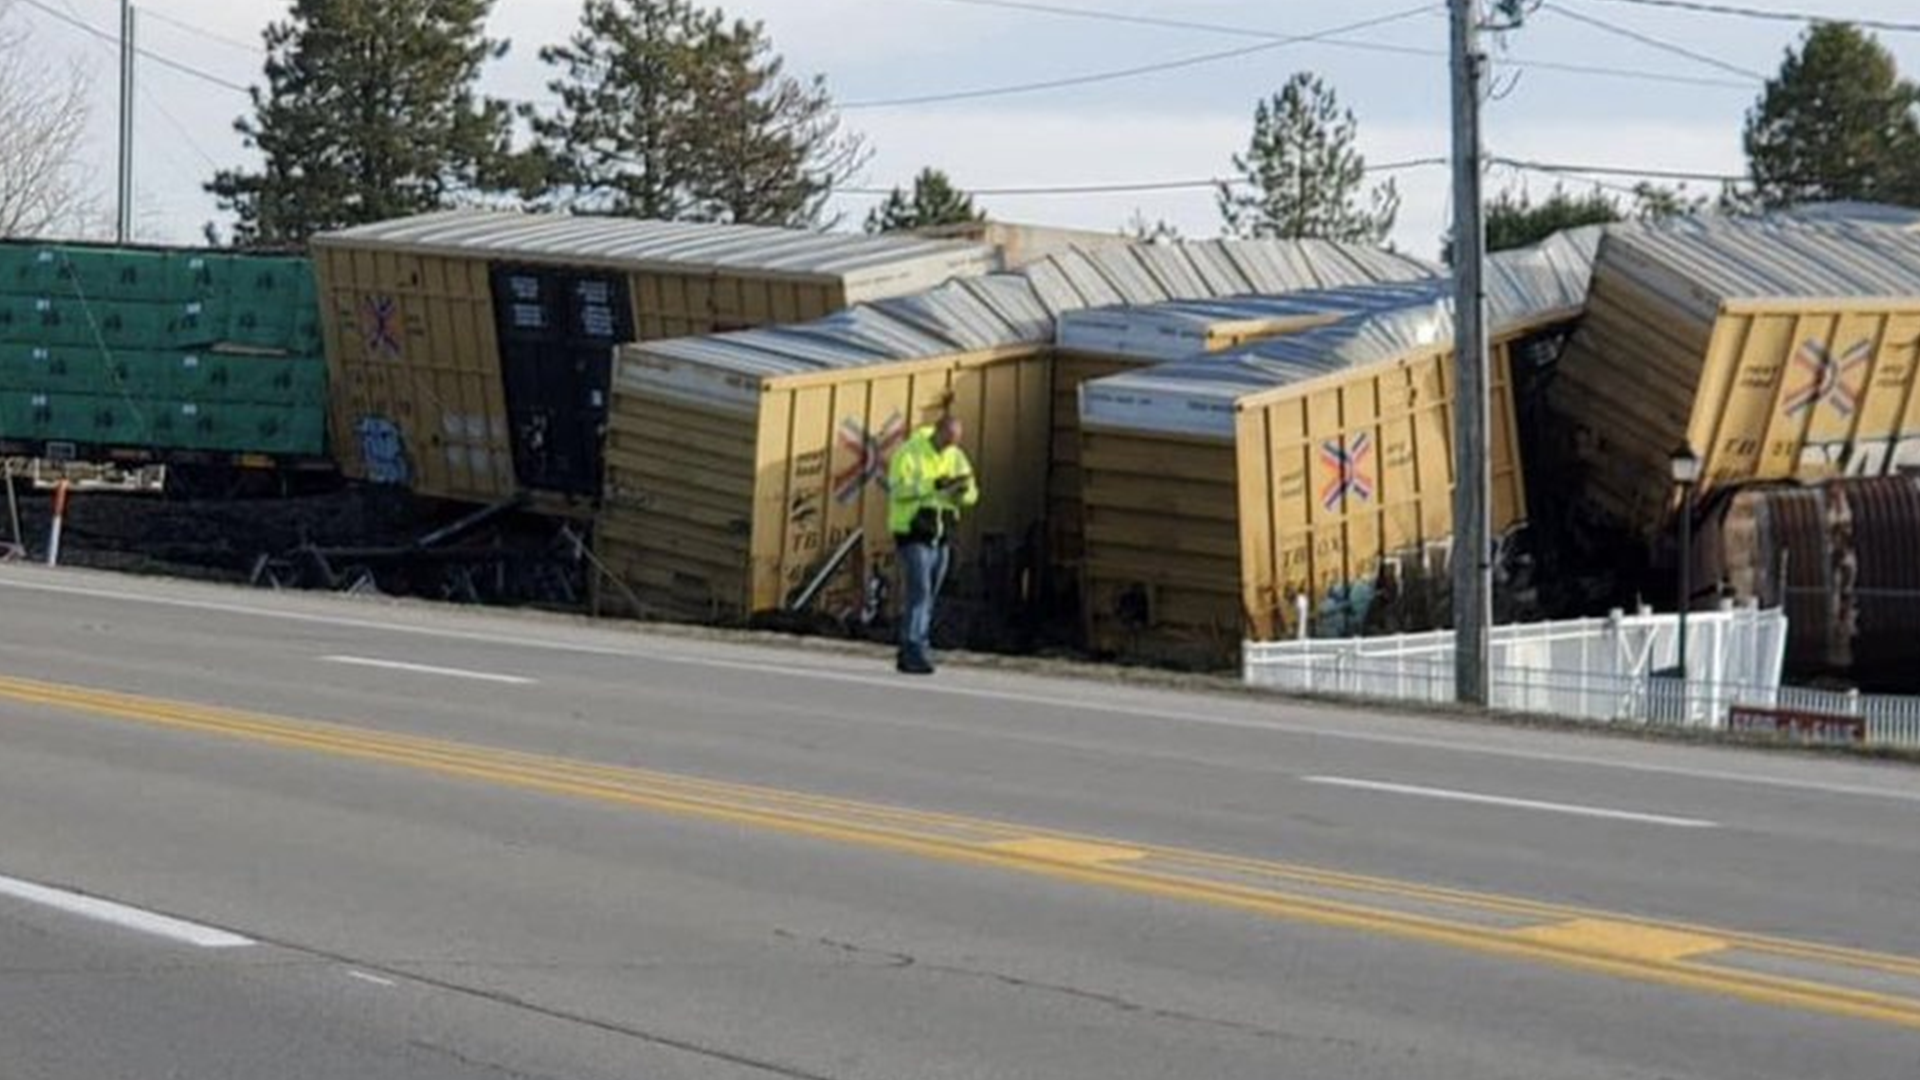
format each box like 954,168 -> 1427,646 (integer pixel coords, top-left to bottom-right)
1243,606 -> 1920,750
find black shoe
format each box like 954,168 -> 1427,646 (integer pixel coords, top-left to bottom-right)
896,655 -> 935,675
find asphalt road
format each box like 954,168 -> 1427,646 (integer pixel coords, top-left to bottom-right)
0,563 -> 1915,1079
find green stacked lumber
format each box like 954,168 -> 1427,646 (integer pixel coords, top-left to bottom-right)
0,241 -> 328,457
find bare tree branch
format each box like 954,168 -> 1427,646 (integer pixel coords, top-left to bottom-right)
0,7 -> 101,239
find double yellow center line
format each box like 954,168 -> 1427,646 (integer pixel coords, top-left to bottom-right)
3,672 -> 1919,1031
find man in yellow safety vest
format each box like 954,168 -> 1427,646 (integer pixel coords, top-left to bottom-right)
886,415 -> 979,675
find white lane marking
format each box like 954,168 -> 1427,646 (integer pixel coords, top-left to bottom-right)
4,572 -> 1916,806
638,652 -> 1920,806
1301,776 -> 1720,829
320,655 -> 536,686
348,970 -> 396,988
0,873 -> 254,948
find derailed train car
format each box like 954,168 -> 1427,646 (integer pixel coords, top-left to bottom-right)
592,239 -> 1437,645
1074,235 -> 1595,666
1552,218 -> 1920,541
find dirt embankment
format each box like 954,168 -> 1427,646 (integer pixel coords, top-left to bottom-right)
2,484 -> 435,582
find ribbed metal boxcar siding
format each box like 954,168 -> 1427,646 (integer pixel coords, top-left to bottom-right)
1556,272 -> 1920,541
317,244 -> 858,508
1235,344 -> 1525,642
749,349 -> 1053,628
630,272 -> 844,340
1550,265 -> 1713,534
315,246 -> 515,504
596,347 -> 1053,633
596,391 -> 760,620
1082,344 -> 1528,669
1081,427 -> 1243,666
1048,351 -> 1136,575
1047,318 -> 1341,590
1695,304 -> 1920,494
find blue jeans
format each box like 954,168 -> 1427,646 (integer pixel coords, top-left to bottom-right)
897,540 -> 950,665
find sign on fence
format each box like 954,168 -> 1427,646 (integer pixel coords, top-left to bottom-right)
1727,706 -> 1867,745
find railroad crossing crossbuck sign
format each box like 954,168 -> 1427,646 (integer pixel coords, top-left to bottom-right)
1319,433 -> 1374,511
833,412 -> 908,504
1783,338 -> 1871,419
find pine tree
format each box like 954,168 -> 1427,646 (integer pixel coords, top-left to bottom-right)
1744,23 -> 1920,210
864,169 -> 984,233
1482,186 -> 1622,256
207,0 -> 516,246
1217,73 -> 1399,244
530,0 -> 866,226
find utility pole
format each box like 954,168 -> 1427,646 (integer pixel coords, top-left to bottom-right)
1449,0 -> 1492,706
116,0 -> 135,244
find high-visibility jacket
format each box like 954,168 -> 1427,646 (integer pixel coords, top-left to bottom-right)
887,426 -> 979,541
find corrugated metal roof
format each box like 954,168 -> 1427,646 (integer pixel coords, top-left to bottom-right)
1056,286 -> 1424,362
1601,216 -> 1920,306
1775,202 -> 1920,232
312,208 -> 1001,299
1055,231 -> 1595,364
1079,238 -> 1596,439
617,238 -> 1439,410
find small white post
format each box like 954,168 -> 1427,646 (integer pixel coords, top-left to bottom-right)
45,479 -> 70,567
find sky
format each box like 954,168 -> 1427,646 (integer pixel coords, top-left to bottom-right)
5,0 -> 1919,260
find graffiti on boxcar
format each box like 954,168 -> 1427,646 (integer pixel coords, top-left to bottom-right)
1799,436 -> 1920,477
356,416 -> 409,485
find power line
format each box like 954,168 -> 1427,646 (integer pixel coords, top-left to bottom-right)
840,5 -> 1439,108
913,0 -> 1376,40
1544,3 -> 1767,80
138,7 -> 263,56
841,156 -> 1744,199
842,158 -> 1450,197
10,0 -> 252,93
1568,0 -> 1920,33
902,0 -> 1754,92
140,84 -> 224,172
1491,159 -> 1658,199
1491,155 -> 1744,182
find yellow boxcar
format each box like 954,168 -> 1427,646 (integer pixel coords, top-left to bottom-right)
594,241 -> 1443,638
1046,286 -> 1441,578
598,339 -> 1051,632
1551,220 -> 1920,539
312,209 -> 997,509
1079,307 -> 1565,668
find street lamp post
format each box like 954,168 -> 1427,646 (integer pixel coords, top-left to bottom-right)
1669,444 -> 1701,681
